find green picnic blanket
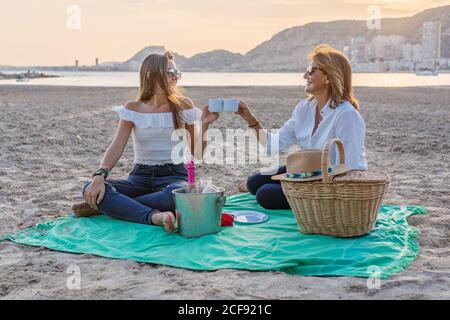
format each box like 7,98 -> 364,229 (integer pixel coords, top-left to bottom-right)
0,193 -> 426,279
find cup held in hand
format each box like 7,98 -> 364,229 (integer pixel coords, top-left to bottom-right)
208,99 -> 223,112
208,99 -> 240,113
223,99 -> 239,112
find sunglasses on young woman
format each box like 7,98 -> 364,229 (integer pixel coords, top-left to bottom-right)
167,67 -> 182,79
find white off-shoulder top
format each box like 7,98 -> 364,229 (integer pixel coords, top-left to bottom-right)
112,106 -> 202,165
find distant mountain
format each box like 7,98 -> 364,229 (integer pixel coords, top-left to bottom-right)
241,5 -> 450,71
119,5 -> 450,72
180,50 -> 244,71
119,46 -> 188,71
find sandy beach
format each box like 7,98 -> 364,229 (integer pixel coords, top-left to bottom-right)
0,85 -> 449,299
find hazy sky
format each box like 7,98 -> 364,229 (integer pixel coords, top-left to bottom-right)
1,0 -> 449,66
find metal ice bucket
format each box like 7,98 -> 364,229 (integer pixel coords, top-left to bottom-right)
172,187 -> 226,238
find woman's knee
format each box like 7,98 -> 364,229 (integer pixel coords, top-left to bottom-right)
255,184 -> 289,210
160,183 -> 182,211
82,181 -> 92,198
246,173 -> 261,195
247,167 -> 284,195
167,181 -> 185,191
255,186 -> 272,209
82,180 -> 114,200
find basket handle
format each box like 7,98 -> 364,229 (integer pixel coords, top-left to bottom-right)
321,138 -> 345,183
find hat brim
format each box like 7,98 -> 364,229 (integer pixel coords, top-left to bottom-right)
271,164 -> 350,182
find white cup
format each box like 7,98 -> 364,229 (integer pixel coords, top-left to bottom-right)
208,99 -> 223,112
223,99 -> 240,112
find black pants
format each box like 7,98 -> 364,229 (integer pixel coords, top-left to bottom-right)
246,166 -> 290,210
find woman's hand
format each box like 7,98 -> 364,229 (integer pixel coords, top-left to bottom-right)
201,106 -> 219,126
236,101 -> 257,125
84,176 -> 105,210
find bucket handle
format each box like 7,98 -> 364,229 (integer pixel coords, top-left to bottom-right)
321,138 -> 345,184
217,194 -> 226,206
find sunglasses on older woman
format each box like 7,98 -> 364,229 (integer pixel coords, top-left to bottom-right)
305,65 -> 324,76
167,67 -> 182,79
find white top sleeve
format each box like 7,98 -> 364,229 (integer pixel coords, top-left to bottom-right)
112,105 -> 202,126
112,105 -> 174,128
182,107 -> 203,125
334,109 -> 368,170
267,106 -> 297,155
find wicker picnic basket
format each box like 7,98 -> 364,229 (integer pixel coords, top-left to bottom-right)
280,138 -> 391,237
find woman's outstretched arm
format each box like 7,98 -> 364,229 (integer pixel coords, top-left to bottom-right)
236,101 -> 268,147
237,100 -> 297,155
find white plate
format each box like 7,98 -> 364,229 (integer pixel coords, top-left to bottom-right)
231,210 -> 269,224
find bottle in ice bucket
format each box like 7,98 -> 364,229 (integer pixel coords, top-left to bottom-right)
201,177 -> 219,193
185,160 -> 197,193
185,161 -> 219,193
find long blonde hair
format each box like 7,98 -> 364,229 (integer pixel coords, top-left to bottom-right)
138,51 -> 188,129
308,44 -> 359,111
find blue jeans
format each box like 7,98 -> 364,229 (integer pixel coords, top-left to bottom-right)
246,166 -> 290,210
82,163 -> 188,225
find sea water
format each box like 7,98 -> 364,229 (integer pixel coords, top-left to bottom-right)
0,71 -> 449,87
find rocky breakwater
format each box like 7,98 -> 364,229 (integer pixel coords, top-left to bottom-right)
0,71 -> 59,81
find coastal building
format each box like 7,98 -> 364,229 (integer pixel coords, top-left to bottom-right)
402,43 -> 413,61
350,37 -> 367,64
75,60 -> 79,68
368,35 -> 404,61
412,44 -> 424,62
343,46 -> 351,59
422,21 -> 441,60
95,58 -> 99,66
441,28 -> 450,59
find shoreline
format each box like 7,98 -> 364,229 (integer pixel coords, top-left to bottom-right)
2,67 -> 450,74
1,84 -> 450,90
0,71 -> 58,80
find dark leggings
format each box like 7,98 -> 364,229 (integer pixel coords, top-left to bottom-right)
246,166 -> 290,210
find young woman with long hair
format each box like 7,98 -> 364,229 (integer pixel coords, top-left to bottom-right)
72,52 -> 218,232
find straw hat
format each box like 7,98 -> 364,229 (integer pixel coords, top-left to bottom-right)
272,148 -> 349,182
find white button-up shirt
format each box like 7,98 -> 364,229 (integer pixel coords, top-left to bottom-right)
267,99 -> 368,170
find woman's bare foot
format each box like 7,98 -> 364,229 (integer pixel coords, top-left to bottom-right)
151,211 -> 176,233
237,180 -> 248,193
71,202 -> 100,218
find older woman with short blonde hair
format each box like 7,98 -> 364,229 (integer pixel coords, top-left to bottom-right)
237,44 -> 368,209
